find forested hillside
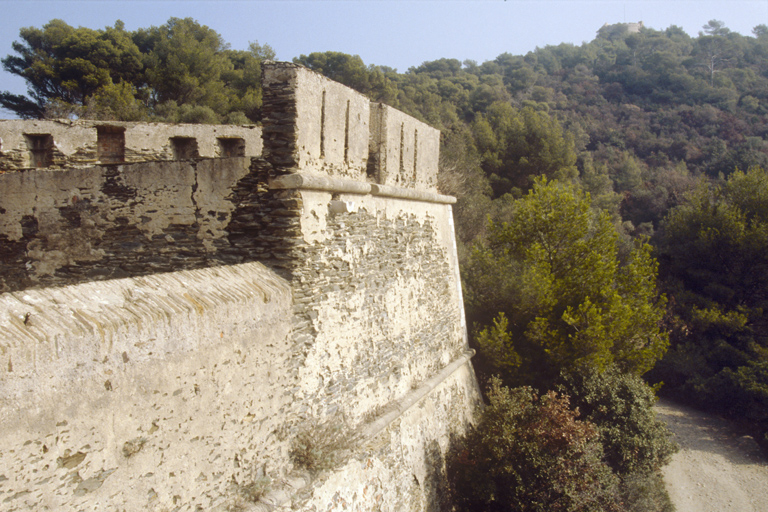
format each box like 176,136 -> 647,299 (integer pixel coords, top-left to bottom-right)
4,17 -> 768,511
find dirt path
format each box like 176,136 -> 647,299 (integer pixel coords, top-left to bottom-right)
655,399 -> 768,512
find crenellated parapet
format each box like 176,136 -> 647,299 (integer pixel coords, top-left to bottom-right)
0,63 -> 441,196
260,62 -> 371,179
368,102 -> 440,191
0,119 -> 262,170
260,62 -> 440,192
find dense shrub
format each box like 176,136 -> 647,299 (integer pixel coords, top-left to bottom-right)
618,471 -> 675,512
654,167 -> 768,450
447,378 -> 621,512
558,366 -> 678,476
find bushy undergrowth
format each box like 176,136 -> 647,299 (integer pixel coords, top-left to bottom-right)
447,374 -> 677,512
618,471 -> 675,512
651,167 -> 768,454
557,366 -> 678,476
447,378 -> 621,512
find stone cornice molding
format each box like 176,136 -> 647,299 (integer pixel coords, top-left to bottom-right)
269,172 -> 456,204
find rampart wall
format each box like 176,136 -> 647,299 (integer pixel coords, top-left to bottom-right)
0,62 -> 481,511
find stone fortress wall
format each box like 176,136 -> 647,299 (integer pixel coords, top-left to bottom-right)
0,62 -> 481,511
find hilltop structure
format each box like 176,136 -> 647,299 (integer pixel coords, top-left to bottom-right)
599,20 -> 644,36
0,62 -> 481,511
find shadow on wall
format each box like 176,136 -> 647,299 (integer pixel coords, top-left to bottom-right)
0,157 -> 301,293
424,439 -> 451,512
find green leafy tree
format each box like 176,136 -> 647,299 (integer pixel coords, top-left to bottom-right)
709,361 -> 768,430
654,167 -> 768,445
83,80 -> 148,121
702,20 -> 730,37
437,124 -> 494,255
133,17 -> 271,123
447,378 -> 621,512
1,17 -> 269,122
465,178 -> 668,387
661,167 -> 768,314
220,41 -> 275,122
1,19 -> 142,117
472,102 -> 578,196
135,17 -> 233,120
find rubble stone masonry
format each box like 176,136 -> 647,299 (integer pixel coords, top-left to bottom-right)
0,62 -> 481,511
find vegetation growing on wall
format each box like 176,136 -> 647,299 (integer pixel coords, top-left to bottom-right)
289,416 -> 357,474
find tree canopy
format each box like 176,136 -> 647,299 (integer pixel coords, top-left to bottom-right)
1,20 -> 142,118
1,18 -> 273,123
464,178 -> 668,388
651,167 -> 768,440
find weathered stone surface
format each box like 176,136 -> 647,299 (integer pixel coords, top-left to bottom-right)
269,172 -> 372,195
0,262 -> 294,511
0,62 -> 480,512
369,102 -> 440,191
289,191 -> 468,425
261,62 -> 371,180
304,364 -> 481,512
0,158 -> 255,292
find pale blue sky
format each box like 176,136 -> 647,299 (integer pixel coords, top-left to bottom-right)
2,0 -> 768,118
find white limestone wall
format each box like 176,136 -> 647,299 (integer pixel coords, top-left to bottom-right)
303,363 -> 481,512
369,103 -> 440,191
292,67 -> 371,179
284,183 -> 475,428
0,262 -> 295,511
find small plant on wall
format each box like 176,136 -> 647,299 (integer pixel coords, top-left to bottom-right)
239,475 -> 272,503
290,414 -> 357,473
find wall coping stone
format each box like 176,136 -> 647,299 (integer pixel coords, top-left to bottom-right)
358,349 -> 475,440
0,261 -> 291,401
